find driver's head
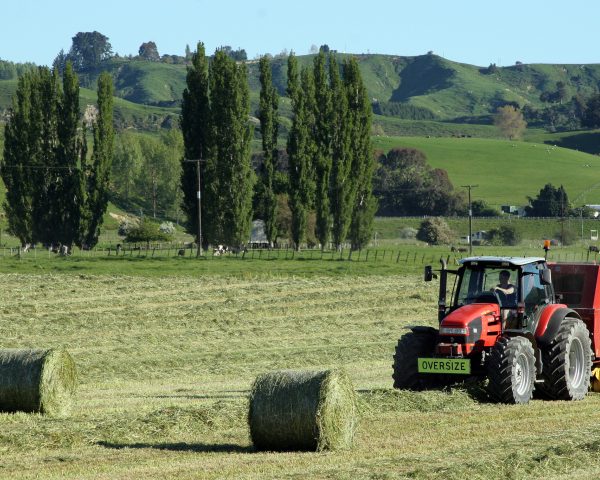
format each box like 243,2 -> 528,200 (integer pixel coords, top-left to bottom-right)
499,270 -> 511,283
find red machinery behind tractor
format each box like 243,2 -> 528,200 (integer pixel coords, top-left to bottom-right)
393,256 -> 600,403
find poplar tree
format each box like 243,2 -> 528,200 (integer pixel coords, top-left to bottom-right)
1,72 -> 37,246
312,51 -> 333,249
344,58 -> 377,250
2,65 -> 105,248
180,42 -> 210,248
258,55 -> 279,246
209,49 -> 253,246
329,55 -> 353,250
81,71 -> 114,248
54,62 -> 86,246
286,53 -> 315,250
31,67 -> 60,243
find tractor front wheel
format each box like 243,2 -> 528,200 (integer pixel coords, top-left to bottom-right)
487,336 -> 535,404
392,329 -> 445,390
537,317 -> 592,401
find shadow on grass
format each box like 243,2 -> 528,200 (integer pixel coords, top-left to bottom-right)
97,441 -> 254,453
544,131 -> 600,155
133,389 -> 249,400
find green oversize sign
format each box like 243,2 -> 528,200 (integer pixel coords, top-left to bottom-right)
418,358 -> 471,375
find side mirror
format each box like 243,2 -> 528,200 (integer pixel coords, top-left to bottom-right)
424,265 -> 437,282
540,268 -> 552,285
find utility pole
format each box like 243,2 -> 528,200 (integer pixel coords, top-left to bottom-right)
184,158 -> 206,257
462,185 -> 478,255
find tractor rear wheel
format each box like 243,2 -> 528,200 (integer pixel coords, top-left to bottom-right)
537,318 -> 592,401
487,336 -> 535,404
392,329 -> 444,390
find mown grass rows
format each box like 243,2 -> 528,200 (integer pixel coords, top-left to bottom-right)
1,272 -> 600,478
0,274 -> 436,385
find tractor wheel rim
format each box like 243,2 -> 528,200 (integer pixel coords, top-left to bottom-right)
515,353 -> 531,396
568,337 -> 585,388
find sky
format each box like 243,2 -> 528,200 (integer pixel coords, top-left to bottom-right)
1,0 -> 599,67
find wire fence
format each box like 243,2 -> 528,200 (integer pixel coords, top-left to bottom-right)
2,242 -> 598,266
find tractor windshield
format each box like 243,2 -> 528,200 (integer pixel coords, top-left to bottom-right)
456,265 -> 519,308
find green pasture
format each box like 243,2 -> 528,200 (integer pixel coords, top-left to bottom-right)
373,136 -> 600,205
1,267 -> 600,478
374,216 -> 600,245
373,115 -> 503,138
106,59 -> 187,106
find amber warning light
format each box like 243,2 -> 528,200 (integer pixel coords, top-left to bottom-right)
543,239 -> 551,259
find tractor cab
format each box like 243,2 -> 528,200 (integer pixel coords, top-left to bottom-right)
445,257 -> 554,333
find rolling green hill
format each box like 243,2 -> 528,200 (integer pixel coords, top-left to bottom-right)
97,59 -> 187,106
2,52 -> 600,226
2,53 -> 600,129
373,136 -> 600,206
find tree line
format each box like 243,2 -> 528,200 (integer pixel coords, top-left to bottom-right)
180,45 -> 376,251
112,130 -> 183,220
0,64 -> 113,248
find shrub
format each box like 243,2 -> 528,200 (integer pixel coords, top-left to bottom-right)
486,225 -> 521,246
471,200 -> 500,217
416,218 -> 455,245
125,218 -> 173,245
118,218 -> 138,237
159,221 -> 176,235
399,227 -> 417,239
555,228 -> 577,246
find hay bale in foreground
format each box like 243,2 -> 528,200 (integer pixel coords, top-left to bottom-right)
249,369 -> 357,451
0,349 -> 77,416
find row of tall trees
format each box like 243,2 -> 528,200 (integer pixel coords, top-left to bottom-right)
1,64 -> 114,248
180,47 -> 376,251
282,52 -> 376,250
180,43 -> 253,248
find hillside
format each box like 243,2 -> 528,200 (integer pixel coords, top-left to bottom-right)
2,53 -> 600,129
373,136 -> 600,206
2,51 -> 600,226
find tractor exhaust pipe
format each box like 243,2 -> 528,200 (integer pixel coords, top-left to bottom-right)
438,257 -> 448,322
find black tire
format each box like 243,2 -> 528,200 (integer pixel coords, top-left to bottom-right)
487,336 -> 536,404
537,318 -> 592,401
392,330 -> 442,390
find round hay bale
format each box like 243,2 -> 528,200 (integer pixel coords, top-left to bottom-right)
0,349 -> 77,416
248,368 -> 357,451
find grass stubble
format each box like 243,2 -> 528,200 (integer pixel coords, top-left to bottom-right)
0,270 -> 599,478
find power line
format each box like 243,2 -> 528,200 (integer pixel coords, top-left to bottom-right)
461,184 -> 478,255
0,165 -> 78,170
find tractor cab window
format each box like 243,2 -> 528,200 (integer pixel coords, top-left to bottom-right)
522,263 -> 550,315
456,265 -> 519,308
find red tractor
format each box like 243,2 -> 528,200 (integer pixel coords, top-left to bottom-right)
392,256 -> 599,403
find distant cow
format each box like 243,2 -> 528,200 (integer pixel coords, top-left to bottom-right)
589,245 -> 599,253
213,245 -> 228,256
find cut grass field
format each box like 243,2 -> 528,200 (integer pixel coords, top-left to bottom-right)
2,263 -> 600,478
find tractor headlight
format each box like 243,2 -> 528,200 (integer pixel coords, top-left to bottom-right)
440,327 -> 469,335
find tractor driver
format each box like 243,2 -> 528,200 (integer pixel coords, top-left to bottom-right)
492,270 -> 517,327
492,270 -> 516,304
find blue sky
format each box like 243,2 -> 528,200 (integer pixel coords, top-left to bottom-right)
2,0 -> 599,67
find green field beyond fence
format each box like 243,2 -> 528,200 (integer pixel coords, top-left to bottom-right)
1,243 -> 598,280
